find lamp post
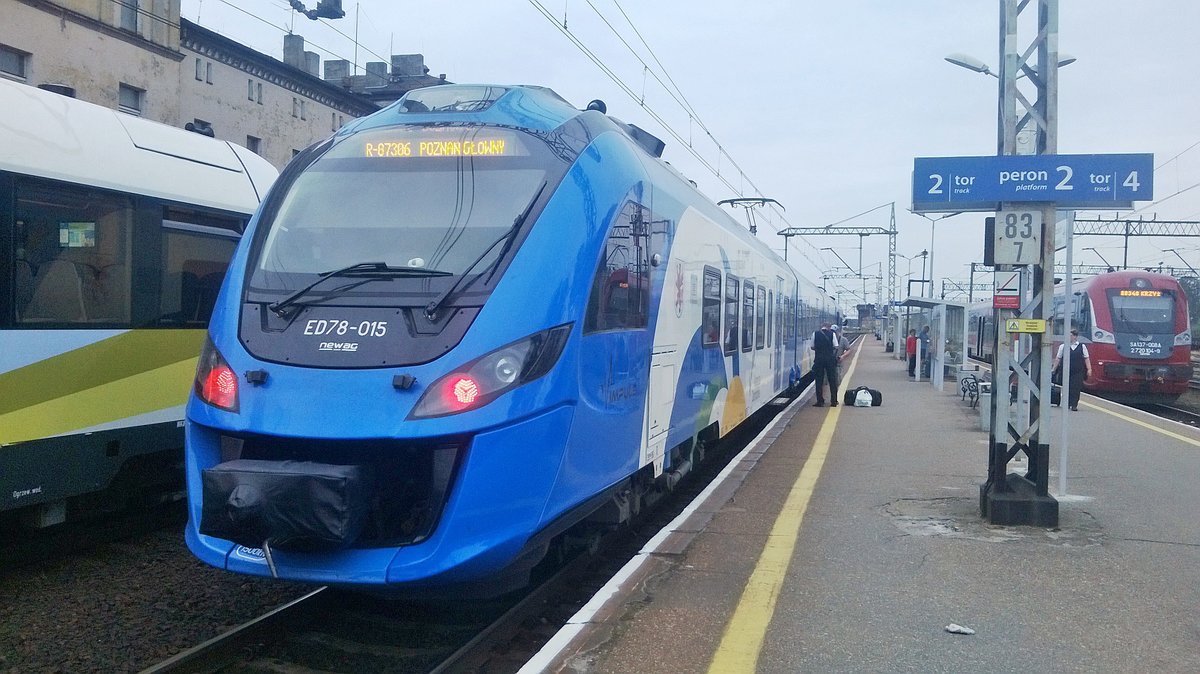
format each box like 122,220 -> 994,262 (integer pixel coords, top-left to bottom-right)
894,250 -> 928,298
945,52 -> 1077,79
908,212 -> 960,298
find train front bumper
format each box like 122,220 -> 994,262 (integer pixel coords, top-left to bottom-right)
184,403 -> 575,586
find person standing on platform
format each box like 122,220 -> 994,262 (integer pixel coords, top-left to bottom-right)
906,328 -> 918,377
1052,329 -> 1093,411
918,325 -> 931,378
812,321 -> 840,407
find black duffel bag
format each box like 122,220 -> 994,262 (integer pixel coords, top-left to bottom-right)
844,385 -> 883,407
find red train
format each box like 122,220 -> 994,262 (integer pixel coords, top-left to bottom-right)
968,270 -> 1193,403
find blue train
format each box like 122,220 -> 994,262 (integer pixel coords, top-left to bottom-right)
184,84 -> 836,593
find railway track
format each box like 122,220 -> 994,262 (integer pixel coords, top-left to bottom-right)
0,501 -> 186,570
140,395 -> 790,674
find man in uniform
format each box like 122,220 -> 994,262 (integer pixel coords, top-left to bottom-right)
812,321 -> 840,407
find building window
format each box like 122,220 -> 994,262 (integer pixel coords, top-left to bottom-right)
338,114 -> 344,127
331,112 -> 336,131
292,97 -> 299,118
246,135 -> 261,155
247,79 -> 254,101
205,62 -> 212,84
118,0 -> 139,32
292,149 -> 301,157
256,82 -> 263,104
118,83 -> 143,116
300,100 -> 306,120
1,44 -> 29,79
196,58 -> 204,81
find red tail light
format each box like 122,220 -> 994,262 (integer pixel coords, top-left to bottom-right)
449,377 -> 481,406
195,338 -> 239,412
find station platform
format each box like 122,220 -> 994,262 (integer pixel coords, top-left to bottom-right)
522,340 -> 1200,673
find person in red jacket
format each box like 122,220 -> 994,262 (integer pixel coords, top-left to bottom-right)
905,328 -> 918,377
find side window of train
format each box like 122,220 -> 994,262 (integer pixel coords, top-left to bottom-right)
777,292 -> 787,342
14,178 -> 133,325
158,206 -> 244,326
766,290 -> 773,348
1076,293 -> 1092,335
724,274 -> 739,355
584,200 -> 650,333
756,286 -> 766,349
741,280 -> 754,352
701,266 -> 721,348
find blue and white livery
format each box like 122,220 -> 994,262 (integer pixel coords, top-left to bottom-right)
183,84 -> 835,592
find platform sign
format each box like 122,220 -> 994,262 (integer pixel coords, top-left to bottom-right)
912,153 -> 1153,212
994,271 -> 1021,309
1005,318 -> 1046,333
994,209 -> 1043,265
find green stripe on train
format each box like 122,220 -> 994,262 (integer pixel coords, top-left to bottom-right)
0,330 -> 207,415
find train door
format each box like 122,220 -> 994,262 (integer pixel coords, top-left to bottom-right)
645,203 -> 676,475
578,199 -> 652,485
774,276 -> 784,392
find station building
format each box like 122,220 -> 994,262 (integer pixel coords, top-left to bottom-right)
0,0 -> 445,170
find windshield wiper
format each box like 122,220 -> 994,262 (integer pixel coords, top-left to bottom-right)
268,261 -> 452,316
424,181 -> 548,321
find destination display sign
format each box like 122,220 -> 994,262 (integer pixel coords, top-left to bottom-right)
912,153 -> 1153,212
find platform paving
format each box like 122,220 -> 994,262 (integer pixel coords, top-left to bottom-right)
527,340 -> 1200,673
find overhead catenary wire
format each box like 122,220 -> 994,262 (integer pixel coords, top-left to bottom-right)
527,0 -> 851,275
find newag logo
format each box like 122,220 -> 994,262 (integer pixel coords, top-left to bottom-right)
319,342 -> 359,352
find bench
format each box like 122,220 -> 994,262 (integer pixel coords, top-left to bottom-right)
960,374 -> 991,409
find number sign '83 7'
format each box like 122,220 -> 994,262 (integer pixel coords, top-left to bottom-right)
994,209 -> 1043,265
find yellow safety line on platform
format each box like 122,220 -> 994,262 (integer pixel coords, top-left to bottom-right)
1083,401 -> 1200,448
706,346 -> 863,674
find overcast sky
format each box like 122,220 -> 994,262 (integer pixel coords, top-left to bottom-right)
182,1 -> 1200,309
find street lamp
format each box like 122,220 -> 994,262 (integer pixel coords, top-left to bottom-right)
908,212 -> 958,298
944,52 -> 1077,79
894,250 -> 928,297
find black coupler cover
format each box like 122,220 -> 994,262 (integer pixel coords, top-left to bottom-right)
201,459 -> 372,552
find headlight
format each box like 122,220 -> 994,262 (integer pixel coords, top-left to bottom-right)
409,323 -> 572,419
1092,328 -> 1116,344
1175,331 -> 1191,346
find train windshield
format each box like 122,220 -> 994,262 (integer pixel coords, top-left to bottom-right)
1106,289 -> 1176,334
247,126 -> 556,297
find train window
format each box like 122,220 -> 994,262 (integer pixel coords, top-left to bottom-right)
776,293 -> 783,347
766,290 -> 773,348
702,266 -> 721,347
742,280 -> 754,352
13,179 -> 133,325
756,286 -> 766,350
158,217 -> 241,326
724,274 -> 739,355
254,126 -> 552,282
585,200 -> 650,333
1107,289 -> 1175,334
